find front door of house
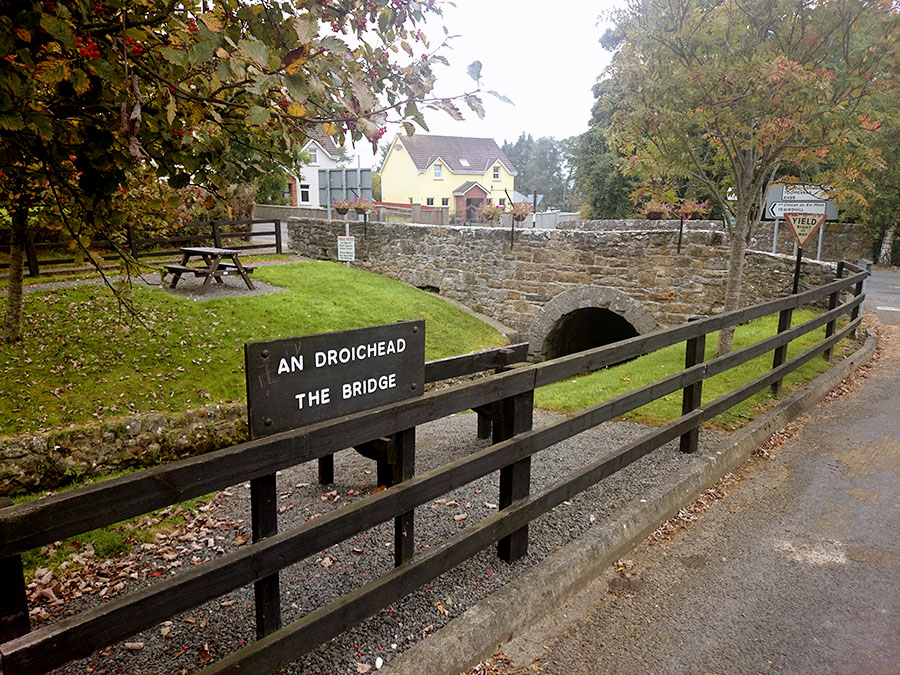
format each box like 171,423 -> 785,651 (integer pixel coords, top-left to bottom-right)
465,198 -> 480,222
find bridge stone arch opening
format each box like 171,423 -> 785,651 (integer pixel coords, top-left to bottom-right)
528,286 -> 660,361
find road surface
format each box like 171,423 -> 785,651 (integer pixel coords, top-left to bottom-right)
491,268 -> 900,675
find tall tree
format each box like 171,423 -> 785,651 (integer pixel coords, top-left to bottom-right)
502,134 -> 569,209
1,0 -> 483,343
844,110 -> 900,265
574,125 -> 634,219
602,0 -> 900,353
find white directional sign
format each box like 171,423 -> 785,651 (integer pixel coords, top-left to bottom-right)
767,200 -> 827,219
782,185 -> 830,201
764,184 -> 837,221
784,212 -> 826,248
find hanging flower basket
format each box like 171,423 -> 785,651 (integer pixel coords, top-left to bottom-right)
507,202 -> 533,222
639,200 -> 671,220
335,207 -> 349,215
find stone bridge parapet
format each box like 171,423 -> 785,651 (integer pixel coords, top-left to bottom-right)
287,218 -> 836,359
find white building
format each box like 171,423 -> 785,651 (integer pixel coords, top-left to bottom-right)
285,131 -> 346,208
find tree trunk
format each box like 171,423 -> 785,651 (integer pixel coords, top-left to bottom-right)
2,205 -> 28,344
716,210 -> 750,356
877,222 -> 896,267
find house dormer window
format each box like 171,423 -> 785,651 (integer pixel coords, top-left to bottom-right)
434,164 -> 442,179
309,148 -> 318,164
492,165 -> 500,180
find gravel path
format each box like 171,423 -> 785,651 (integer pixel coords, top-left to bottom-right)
43,410 -> 726,675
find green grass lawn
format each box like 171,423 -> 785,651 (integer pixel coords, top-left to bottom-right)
535,310 -> 854,430
0,261 -> 507,436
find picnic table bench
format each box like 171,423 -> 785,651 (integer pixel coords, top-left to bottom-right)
165,246 -> 256,295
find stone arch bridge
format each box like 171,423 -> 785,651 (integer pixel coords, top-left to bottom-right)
287,218 -> 838,360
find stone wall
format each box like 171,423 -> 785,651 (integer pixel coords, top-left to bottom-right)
253,204 -> 327,221
561,218 -> 872,264
287,218 -> 835,352
748,220 -> 873,262
0,405 -> 247,496
556,218 -> 726,233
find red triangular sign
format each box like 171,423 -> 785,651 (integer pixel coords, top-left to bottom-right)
783,212 -> 826,248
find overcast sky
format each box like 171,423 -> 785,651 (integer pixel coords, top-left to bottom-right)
349,0 -> 619,166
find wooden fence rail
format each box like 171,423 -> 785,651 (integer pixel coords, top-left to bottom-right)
0,265 -> 867,674
1,220 -> 282,277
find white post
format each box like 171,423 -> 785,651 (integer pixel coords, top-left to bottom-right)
816,222 -> 825,260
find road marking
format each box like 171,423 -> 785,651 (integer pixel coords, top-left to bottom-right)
875,306 -> 900,312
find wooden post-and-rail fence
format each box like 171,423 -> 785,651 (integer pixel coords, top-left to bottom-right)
1,220 -> 283,278
0,263 -> 868,674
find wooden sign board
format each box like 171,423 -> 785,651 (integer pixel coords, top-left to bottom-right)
245,320 -> 424,437
784,212 -> 826,249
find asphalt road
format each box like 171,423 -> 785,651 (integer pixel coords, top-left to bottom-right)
866,267 -> 900,326
494,309 -> 900,673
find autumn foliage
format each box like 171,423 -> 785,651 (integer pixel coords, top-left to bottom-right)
0,0 -> 486,342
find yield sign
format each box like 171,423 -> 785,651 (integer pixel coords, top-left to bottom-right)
784,212 -> 826,248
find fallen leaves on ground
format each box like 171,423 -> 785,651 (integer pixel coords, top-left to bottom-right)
648,474 -> 736,543
26,506 -> 246,624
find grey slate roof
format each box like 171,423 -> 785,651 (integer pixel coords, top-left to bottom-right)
396,134 -> 517,175
304,127 -> 342,159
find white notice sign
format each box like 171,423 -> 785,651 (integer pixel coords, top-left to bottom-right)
337,236 -> 355,262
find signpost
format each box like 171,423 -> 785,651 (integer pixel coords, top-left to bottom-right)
243,320 -> 425,638
764,184 -> 837,259
783,212 -> 826,294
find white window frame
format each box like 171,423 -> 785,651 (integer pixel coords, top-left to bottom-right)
492,165 -> 501,180
441,197 -> 449,207
299,183 -> 311,203
426,197 -> 435,206
434,164 -> 442,179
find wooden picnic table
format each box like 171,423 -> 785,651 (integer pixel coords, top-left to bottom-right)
165,246 -> 256,295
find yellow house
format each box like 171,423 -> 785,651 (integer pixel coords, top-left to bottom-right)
379,134 -> 517,221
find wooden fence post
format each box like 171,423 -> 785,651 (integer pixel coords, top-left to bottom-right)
318,455 -> 335,485
24,230 -> 39,277
850,259 -> 870,339
126,226 -> 139,259
391,428 -> 416,566
770,307 -> 793,396
274,219 -> 283,254
0,497 -> 30,644
250,475 -> 281,639
212,221 -> 223,248
824,261 -> 844,361
679,318 -> 706,454
495,390 -> 534,563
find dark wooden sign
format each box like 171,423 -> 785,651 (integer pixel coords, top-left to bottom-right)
245,320 -> 425,437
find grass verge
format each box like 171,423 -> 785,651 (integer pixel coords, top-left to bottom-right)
0,261 -> 506,436
535,310 -> 854,429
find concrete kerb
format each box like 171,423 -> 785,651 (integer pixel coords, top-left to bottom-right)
382,331 -> 877,675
